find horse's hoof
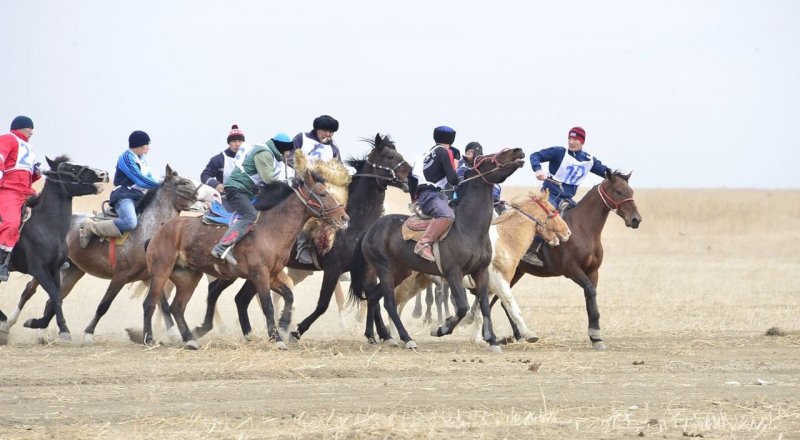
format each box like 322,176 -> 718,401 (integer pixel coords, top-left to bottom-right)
338,315 -> 348,330
192,326 -> 208,339
383,338 -> 399,347
83,333 -> 95,345
243,332 -> 256,342
367,337 -> 378,345
275,341 -> 288,351
488,345 -> 502,354
22,318 -> 37,329
592,341 -> 607,350
404,340 -> 418,350
166,326 -> 182,343
498,336 -> 516,345
185,340 -> 199,350
0,328 -> 9,346
412,310 -> 422,319
0,320 -> 10,333
58,332 -> 71,342
430,328 -> 442,337
524,335 -> 540,343
289,331 -> 301,342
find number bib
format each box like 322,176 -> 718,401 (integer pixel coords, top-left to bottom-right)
553,150 -> 594,186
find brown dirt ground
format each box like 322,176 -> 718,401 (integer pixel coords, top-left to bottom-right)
1,187 -> 799,439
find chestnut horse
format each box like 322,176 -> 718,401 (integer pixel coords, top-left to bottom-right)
6,166 -> 220,342
350,148 -> 526,352
507,171 -> 642,349
142,170 -> 349,349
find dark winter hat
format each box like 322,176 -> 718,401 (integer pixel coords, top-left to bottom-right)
271,133 -> 294,152
227,124 -> 245,143
433,126 -> 456,145
10,115 -> 34,130
128,130 -> 151,148
464,141 -> 483,153
312,115 -> 339,132
568,126 -> 586,143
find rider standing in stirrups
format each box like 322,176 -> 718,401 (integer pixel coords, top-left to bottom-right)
522,126 -> 612,266
410,126 -> 460,262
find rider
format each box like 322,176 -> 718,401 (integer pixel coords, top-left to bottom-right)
292,114 -> 341,264
200,124 -> 250,194
522,126 -> 612,265
0,116 -> 42,281
79,130 -> 158,248
457,141 -> 505,214
210,133 -> 295,265
411,126 -> 460,262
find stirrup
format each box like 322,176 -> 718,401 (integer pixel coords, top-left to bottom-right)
414,243 -> 435,262
521,251 -> 543,267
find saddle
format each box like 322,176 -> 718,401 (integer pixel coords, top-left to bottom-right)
401,215 -> 452,242
85,201 -> 132,245
202,201 -> 235,226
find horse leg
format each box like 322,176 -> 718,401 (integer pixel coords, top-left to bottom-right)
81,277 -> 129,342
291,269 -> 342,340
143,263 -> 175,347
576,271 -> 605,350
424,286 -> 435,324
431,275 -> 470,338
22,264 -> 84,331
234,281 -> 258,339
497,300 -> 523,344
473,270 -> 500,352
1,279 -> 38,334
25,267 -> 70,341
251,277 -> 286,350
434,283 -> 445,325
193,278 -> 235,338
271,282 -> 295,334
167,269 -> 204,349
379,279 -> 415,349
493,277 -> 539,343
412,289 -> 423,319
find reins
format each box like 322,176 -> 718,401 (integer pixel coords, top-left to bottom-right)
353,157 -> 409,189
597,181 -> 635,213
291,181 -> 344,218
509,198 -> 561,233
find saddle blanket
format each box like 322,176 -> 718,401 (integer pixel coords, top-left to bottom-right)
401,215 -> 451,242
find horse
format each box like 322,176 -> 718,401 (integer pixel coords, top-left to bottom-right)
191,133 -> 411,340
142,170 -> 349,349
350,148 -> 526,352
4,166 -> 220,343
391,190 -> 572,345
0,156 -> 108,344
411,275 -> 450,325
506,170 -> 642,349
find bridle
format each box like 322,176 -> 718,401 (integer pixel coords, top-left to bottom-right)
597,179 -> 635,213
161,178 -> 201,206
292,180 -> 345,218
43,163 -> 102,194
461,149 -> 518,185
354,155 -> 409,189
510,197 -> 562,234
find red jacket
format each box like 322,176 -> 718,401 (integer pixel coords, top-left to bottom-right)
0,129 -> 41,192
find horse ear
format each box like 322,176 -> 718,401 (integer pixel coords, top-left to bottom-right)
621,170 -> 632,181
374,133 -> 383,149
304,169 -> 316,185
165,164 -> 175,177
46,156 -> 56,170
605,169 -> 613,180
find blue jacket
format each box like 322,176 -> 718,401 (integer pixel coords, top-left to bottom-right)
110,150 -> 160,205
529,146 -> 610,201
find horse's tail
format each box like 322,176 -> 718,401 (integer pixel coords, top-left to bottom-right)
348,235 -> 369,306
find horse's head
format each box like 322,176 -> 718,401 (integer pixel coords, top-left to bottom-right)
161,165 -> 205,211
44,156 -> 109,196
296,169 -> 350,230
600,170 -> 642,229
468,148 -> 525,185
511,190 -> 571,246
360,133 -> 412,192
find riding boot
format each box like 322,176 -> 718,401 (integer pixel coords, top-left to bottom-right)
520,240 -> 544,267
0,249 -> 11,282
79,219 -> 122,248
295,231 -> 314,265
211,219 -> 253,266
414,218 -> 454,262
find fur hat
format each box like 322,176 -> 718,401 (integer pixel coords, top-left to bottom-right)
227,124 -> 245,143
128,130 -> 151,148
433,126 -> 456,145
312,115 -> 339,132
10,116 -> 34,131
568,126 -> 586,143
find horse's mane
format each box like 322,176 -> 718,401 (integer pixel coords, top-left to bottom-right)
50,155 -> 71,168
253,180 -> 293,211
135,186 -> 160,213
29,155 -> 73,208
492,192 -> 548,225
346,134 -> 398,172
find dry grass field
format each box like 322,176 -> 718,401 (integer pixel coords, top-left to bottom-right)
1,184 -> 799,439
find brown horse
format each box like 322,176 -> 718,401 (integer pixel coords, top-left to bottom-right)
142,170 -> 349,349
508,170 -> 642,349
9,166 -> 220,343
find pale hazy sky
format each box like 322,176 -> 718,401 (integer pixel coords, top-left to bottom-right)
2,1 -> 798,188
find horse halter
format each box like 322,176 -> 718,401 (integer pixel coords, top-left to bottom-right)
463,149 -> 515,185
355,156 -> 409,189
161,179 -> 200,204
43,163 -> 101,193
510,197 -> 562,233
597,180 -> 635,213
292,181 -> 344,218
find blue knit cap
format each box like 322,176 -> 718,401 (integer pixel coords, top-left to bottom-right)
271,133 -> 294,152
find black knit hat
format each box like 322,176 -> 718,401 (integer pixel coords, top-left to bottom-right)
312,115 -> 339,132
128,130 -> 151,148
433,126 -> 456,145
10,116 -> 34,131
227,124 -> 245,143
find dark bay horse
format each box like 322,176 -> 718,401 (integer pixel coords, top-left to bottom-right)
193,134 -> 412,340
507,170 -> 642,349
350,148 -> 526,352
8,166 -> 220,343
142,170 -> 349,349
0,156 -> 108,344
